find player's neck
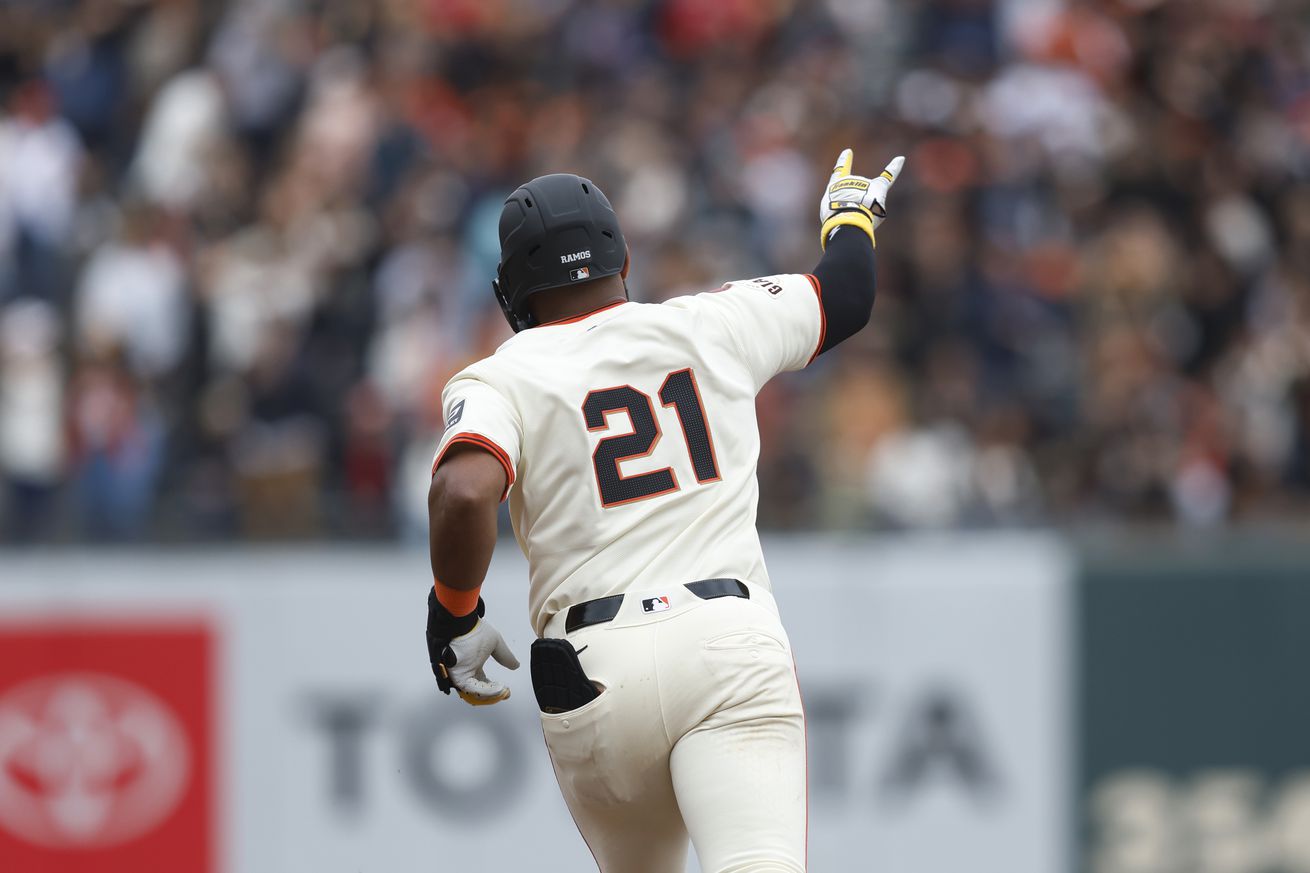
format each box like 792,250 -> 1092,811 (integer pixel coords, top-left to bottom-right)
530,278 -> 629,327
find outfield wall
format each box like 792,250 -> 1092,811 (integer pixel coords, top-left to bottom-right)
1,537 -> 1304,873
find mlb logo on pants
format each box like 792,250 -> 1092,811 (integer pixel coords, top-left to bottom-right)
642,596 -> 671,614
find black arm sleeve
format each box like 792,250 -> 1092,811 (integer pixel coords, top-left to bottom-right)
811,227 -> 877,355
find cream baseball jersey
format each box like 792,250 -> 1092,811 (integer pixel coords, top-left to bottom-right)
432,273 -> 824,636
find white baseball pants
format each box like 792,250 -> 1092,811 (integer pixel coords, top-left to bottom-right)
539,581 -> 807,873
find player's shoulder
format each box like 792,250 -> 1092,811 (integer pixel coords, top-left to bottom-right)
443,351 -> 511,396
447,322 -> 572,394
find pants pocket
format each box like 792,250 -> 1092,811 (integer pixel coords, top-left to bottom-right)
704,627 -> 788,652
540,689 -> 621,805
698,618 -> 798,720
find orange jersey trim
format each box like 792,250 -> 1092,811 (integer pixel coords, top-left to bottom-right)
431,432 -> 515,502
805,274 -> 826,365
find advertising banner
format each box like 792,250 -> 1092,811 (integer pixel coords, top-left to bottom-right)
0,536 -> 1071,872
0,621 -> 215,873
1078,554 -> 1310,873
765,537 -> 1072,873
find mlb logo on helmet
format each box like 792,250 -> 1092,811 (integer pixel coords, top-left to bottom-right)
570,267 -> 590,281
0,621 -> 215,873
641,596 -> 671,614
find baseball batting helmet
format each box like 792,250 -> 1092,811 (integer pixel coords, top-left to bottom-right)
493,173 -> 627,332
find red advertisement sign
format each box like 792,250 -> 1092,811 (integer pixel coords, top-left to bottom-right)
0,621 -> 215,873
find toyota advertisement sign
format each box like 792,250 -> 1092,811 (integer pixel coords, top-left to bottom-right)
0,539 -> 1072,872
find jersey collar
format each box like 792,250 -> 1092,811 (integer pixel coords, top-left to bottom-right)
537,299 -> 628,327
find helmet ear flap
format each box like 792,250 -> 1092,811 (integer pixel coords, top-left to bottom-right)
493,278 -> 533,333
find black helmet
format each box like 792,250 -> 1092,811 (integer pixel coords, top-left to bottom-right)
493,173 -> 627,332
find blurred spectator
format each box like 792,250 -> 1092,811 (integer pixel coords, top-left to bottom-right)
130,68 -> 226,210
0,301 -> 65,541
67,349 -> 164,539
0,81 -> 83,301
74,203 -> 189,381
0,0 -> 1307,541
229,321 -> 326,538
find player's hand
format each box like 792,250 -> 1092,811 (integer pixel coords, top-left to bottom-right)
442,618 -> 520,705
427,590 -> 520,706
818,148 -> 905,249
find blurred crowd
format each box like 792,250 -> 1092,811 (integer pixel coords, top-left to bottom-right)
0,0 -> 1308,542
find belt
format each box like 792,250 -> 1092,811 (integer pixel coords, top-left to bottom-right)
564,578 -> 749,634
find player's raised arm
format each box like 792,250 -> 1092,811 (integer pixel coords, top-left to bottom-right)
810,148 -> 905,354
690,149 -> 904,388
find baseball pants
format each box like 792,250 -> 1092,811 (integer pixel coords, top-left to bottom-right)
538,580 -> 807,873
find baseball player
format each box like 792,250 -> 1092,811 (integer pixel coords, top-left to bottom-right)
425,148 -> 903,872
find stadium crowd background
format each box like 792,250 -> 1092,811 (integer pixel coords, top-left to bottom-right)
0,0 -> 1307,542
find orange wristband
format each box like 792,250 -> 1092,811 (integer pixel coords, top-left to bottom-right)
434,580 -> 481,617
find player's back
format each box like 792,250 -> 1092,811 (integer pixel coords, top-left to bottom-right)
434,274 -> 823,634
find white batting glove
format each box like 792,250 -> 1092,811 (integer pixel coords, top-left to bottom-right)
443,619 -> 520,705
819,148 -> 906,249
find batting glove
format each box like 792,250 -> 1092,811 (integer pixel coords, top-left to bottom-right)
819,148 -> 905,249
427,590 -> 520,706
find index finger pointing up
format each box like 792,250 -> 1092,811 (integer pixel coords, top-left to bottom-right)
878,155 -> 906,184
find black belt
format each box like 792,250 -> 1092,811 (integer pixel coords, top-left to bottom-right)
564,578 -> 749,634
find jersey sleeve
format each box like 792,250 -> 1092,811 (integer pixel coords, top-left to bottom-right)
430,372 -> 522,502
692,273 -> 825,389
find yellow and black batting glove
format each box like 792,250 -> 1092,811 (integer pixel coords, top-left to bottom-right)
819,148 -> 905,250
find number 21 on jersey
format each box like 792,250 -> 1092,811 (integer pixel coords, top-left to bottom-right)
581,368 -> 720,508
